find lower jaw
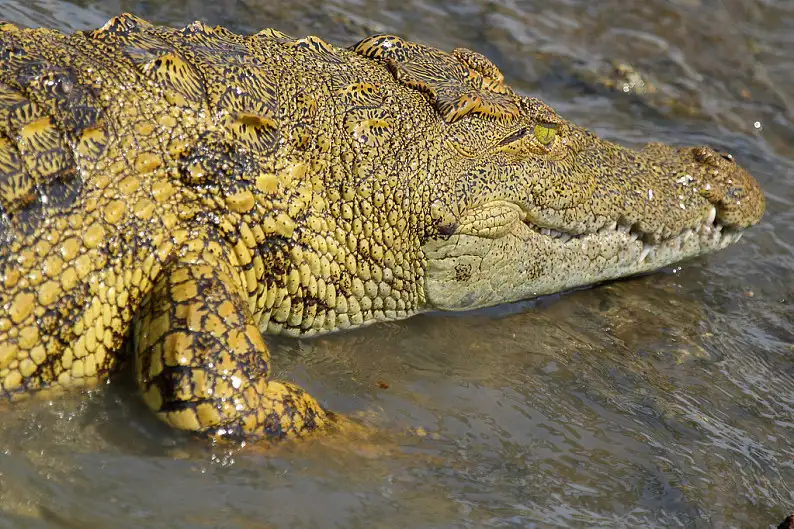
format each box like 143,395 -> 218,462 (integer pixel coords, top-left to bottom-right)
509,217 -> 748,302
423,220 -> 746,312
535,222 -> 744,292
539,221 -> 741,265
636,224 -> 743,266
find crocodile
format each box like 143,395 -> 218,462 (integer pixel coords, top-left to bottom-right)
0,14 -> 764,441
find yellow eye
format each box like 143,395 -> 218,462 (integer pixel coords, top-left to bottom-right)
534,122 -> 558,145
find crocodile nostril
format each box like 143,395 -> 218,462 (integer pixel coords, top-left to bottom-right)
692,146 -> 713,164
691,146 -> 734,167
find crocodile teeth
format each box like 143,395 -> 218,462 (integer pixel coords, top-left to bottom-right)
540,227 -> 567,239
639,246 -> 653,263
706,206 -> 717,226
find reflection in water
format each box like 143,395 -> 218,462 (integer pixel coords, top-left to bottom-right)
0,0 -> 792,527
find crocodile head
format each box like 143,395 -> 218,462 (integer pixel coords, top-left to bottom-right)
423,96 -> 765,310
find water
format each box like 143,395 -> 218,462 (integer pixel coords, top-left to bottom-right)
0,0 -> 792,527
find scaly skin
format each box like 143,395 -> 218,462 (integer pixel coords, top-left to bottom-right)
0,15 -> 764,441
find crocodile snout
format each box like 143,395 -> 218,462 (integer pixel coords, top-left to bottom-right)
689,145 -> 765,229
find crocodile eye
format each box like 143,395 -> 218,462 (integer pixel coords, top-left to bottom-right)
534,122 -> 558,145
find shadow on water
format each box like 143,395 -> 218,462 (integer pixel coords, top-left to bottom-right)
1,0 -> 793,527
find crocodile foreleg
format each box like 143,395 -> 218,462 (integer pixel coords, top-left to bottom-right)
133,235 -> 328,440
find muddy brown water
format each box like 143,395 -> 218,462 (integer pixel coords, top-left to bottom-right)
0,0 -> 793,527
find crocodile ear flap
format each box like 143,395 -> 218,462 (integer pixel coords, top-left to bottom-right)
352,36 -> 520,123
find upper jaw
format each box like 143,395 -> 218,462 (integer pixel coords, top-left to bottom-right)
518,144 -> 764,247
523,203 -> 731,245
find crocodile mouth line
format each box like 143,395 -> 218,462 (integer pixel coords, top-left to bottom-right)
522,205 -> 743,263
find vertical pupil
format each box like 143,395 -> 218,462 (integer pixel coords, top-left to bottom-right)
534,123 -> 557,145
